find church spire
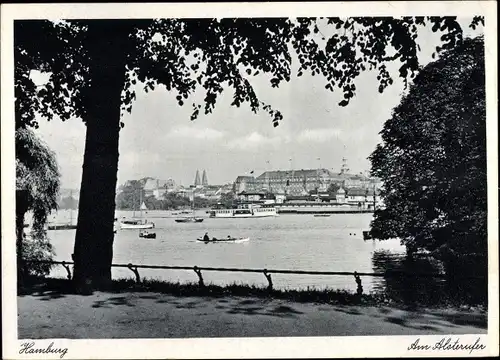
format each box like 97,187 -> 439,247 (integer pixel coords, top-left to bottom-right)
202,170 -> 208,186
194,170 -> 201,186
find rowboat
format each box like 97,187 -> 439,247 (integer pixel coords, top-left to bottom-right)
139,231 -> 156,239
196,237 -> 250,243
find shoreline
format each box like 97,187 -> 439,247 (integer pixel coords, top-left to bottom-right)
19,276 -> 487,311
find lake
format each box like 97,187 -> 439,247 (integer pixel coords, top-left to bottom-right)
45,210 -> 406,293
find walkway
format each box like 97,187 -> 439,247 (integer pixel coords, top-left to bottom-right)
18,290 -> 487,338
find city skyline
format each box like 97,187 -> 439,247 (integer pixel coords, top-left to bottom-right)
32,20 -> 481,189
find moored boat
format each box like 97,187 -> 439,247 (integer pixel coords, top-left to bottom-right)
175,217 -> 204,223
196,237 -> 250,243
209,202 -> 277,218
120,219 -> 155,229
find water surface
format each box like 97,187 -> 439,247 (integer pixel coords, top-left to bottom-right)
46,210 -> 406,292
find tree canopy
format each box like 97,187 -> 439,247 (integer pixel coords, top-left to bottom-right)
15,17 -> 483,129
369,36 -> 486,261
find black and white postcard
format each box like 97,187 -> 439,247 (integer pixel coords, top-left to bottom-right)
1,1 -> 498,359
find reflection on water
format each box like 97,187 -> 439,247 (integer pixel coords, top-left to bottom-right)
371,250 -> 447,305
371,250 -> 487,305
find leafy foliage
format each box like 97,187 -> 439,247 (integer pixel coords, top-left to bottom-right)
369,36 -> 486,264
21,231 -> 56,277
16,128 -> 60,277
326,182 -> 341,195
115,180 -> 146,210
16,128 -> 60,233
15,17 -> 483,130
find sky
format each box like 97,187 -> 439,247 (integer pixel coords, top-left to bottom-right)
33,19 -> 481,189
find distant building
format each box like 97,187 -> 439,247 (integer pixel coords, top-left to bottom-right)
232,159 -> 382,199
196,185 -> 222,200
345,188 -> 367,206
256,169 -> 332,196
144,178 -> 170,199
233,176 -> 258,193
336,187 -> 346,203
165,178 -> 176,193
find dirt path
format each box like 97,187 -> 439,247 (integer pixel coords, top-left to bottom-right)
18,291 -> 487,338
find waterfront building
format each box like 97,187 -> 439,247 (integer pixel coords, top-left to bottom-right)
232,161 -> 382,201
233,175 -> 258,193
255,168 -> 332,196
345,188 -> 368,206
335,187 -> 346,203
196,185 -> 222,200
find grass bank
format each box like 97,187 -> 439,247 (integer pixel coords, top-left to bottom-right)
19,276 -> 487,312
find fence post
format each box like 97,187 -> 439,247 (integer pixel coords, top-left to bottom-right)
354,271 -> 363,295
127,263 -> 141,283
193,266 -> 204,287
263,269 -> 273,291
61,261 -> 72,280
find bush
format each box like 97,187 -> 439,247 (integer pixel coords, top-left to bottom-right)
19,229 -> 55,277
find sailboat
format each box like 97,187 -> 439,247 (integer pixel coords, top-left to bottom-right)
48,190 -> 78,230
175,190 -> 204,223
120,190 -> 155,229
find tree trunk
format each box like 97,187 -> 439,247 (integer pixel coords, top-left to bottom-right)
72,21 -> 132,291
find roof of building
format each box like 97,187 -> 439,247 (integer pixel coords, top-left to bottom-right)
235,176 -> 256,182
238,191 -> 266,196
346,188 -> 369,196
257,168 -> 332,180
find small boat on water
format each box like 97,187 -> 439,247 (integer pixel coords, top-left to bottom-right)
313,214 -> 331,217
196,237 -> 250,243
121,198 -> 155,229
139,231 -> 156,239
120,218 -> 155,229
175,217 -> 204,223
